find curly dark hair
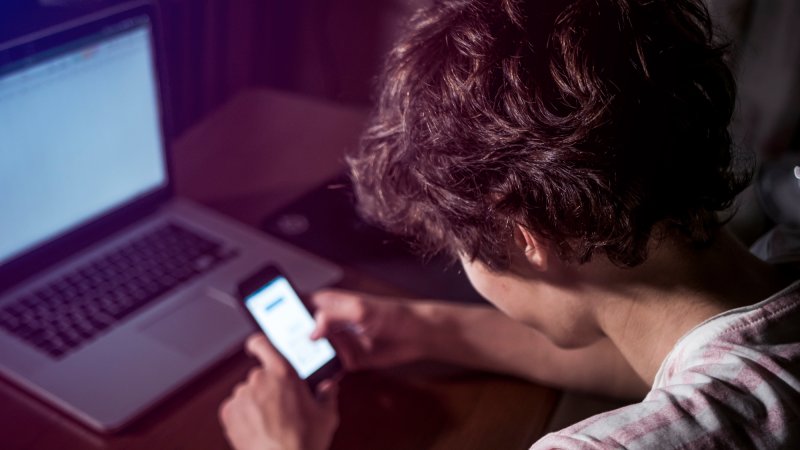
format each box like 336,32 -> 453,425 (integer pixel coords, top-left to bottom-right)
348,0 -> 747,270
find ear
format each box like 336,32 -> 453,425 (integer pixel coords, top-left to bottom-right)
513,224 -> 548,271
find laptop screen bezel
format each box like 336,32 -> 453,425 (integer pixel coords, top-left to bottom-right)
0,2 -> 175,294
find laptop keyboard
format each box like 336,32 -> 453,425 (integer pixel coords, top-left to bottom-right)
0,223 -> 237,359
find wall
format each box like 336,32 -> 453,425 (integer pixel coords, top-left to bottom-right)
158,0 -> 426,136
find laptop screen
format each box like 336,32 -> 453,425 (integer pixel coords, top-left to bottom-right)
0,17 -> 167,265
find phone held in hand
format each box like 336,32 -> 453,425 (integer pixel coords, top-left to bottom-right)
237,265 -> 342,391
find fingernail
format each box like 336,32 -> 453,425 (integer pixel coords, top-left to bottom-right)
245,333 -> 263,350
345,323 -> 365,335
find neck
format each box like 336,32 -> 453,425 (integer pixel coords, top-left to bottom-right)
591,232 -> 790,385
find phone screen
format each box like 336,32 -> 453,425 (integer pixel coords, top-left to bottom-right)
243,276 -> 336,379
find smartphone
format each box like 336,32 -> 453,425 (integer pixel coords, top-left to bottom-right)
237,265 -> 341,390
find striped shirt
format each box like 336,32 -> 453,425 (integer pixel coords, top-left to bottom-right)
533,279 -> 800,449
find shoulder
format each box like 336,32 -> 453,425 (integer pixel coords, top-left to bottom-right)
534,369 -> 799,449
532,385 -> 773,449
532,282 -> 800,450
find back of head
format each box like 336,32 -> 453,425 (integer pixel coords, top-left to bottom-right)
349,0 -> 745,270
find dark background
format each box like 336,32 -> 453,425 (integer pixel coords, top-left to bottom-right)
0,0 -> 426,137
2,0 -> 798,152
2,0 -> 799,244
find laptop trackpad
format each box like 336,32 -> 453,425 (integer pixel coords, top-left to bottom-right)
140,291 -> 246,358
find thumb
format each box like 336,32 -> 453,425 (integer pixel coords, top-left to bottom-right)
310,290 -> 367,340
245,333 -> 290,373
310,310 -> 332,341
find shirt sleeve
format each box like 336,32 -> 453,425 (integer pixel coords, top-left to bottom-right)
531,388 -> 747,449
532,354 -> 798,448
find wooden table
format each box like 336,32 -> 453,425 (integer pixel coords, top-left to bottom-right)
0,89 -> 559,450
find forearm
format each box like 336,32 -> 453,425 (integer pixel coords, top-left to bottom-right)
413,301 -> 649,400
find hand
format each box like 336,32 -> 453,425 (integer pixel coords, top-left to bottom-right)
219,334 -> 339,450
310,289 -> 429,371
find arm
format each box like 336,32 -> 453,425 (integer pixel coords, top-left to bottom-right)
417,302 -> 649,399
312,290 -> 649,400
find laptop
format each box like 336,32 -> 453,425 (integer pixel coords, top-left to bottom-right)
0,1 -> 341,432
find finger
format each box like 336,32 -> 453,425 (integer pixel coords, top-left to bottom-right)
324,332 -> 360,370
218,397 -> 233,425
311,289 -> 354,306
315,379 -> 339,409
311,290 -> 365,317
310,310 -> 331,341
310,291 -> 368,337
312,312 -> 367,342
232,381 -> 249,400
245,333 -> 287,372
246,366 -> 263,384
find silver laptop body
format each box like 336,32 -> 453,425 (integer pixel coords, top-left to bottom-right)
0,1 -> 341,432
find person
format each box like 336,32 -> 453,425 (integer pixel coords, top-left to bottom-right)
218,0 -> 800,448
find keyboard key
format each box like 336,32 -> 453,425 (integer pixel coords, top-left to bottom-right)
2,223 -> 237,359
